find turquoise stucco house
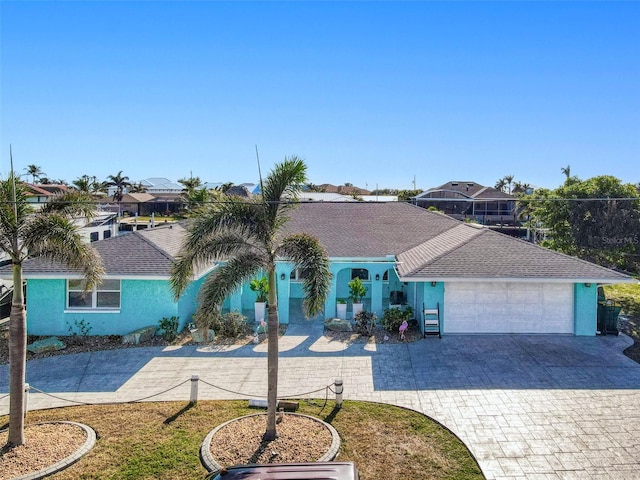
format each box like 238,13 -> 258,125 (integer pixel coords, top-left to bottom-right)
5,202 -> 635,337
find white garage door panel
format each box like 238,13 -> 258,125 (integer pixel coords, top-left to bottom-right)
444,282 -> 574,334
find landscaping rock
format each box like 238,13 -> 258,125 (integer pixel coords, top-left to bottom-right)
122,325 -> 157,345
324,318 -> 352,332
191,329 -> 215,343
27,337 -> 66,354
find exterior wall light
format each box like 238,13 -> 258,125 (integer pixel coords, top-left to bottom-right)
585,283 -> 591,287
375,274 -> 380,281
280,273 -> 286,281
431,281 -> 437,287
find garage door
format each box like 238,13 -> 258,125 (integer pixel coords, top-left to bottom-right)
444,282 -> 574,334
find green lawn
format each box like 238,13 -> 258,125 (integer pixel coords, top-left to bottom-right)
2,400 -> 484,480
604,283 -> 640,317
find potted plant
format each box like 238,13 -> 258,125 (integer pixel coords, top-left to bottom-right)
250,276 -> 269,323
348,277 -> 367,319
336,299 -> 347,320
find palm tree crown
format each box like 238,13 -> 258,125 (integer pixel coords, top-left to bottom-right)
1,172 -> 104,448
24,164 -> 45,184
106,171 -> 131,202
171,156 -> 331,440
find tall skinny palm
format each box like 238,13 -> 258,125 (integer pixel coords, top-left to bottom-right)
24,164 -> 45,184
1,171 -> 104,448
171,157 -> 330,440
106,170 -> 131,202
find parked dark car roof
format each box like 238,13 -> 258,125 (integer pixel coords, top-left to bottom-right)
205,462 -> 359,480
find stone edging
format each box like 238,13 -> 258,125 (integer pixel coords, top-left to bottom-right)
200,413 -> 341,474
12,421 -> 97,480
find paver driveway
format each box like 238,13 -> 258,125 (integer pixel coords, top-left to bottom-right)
1,328 -> 639,480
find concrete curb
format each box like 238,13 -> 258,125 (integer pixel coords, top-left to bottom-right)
200,413 -> 341,474
12,421 -> 96,480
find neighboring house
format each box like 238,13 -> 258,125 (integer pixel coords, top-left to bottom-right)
137,178 -> 184,194
295,192 -> 398,202
296,192 -> 358,202
359,195 -> 398,202
3,203 -> 635,337
78,212 -> 118,243
317,184 -> 371,196
413,181 -> 522,235
24,183 -> 68,209
24,183 -> 117,242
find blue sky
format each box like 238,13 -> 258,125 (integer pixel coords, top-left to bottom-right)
1,1 -> 638,191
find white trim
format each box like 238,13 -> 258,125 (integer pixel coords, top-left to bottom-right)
64,309 -> 121,314
19,274 -> 171,281
396,276 -> 637,284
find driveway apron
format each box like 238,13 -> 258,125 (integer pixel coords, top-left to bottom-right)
1,331 -> 639,479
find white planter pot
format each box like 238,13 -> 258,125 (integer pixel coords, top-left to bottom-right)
254,302 -> 267,323
336,303 -> 347,320
352,303 -> 363,318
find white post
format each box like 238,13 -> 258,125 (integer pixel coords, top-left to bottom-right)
23,383 -> 30,416
334,379 -> 343,408
190,375 -> 199,404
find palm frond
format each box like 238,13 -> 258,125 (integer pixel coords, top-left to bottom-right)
21,215 -> 104,290
185,200 -> 266,247
196,252 -> 266,317
39,190 -> 97,220
0,176 -> 33,260
171,228 -> 265,299
278,233 -> 331,317
261,156 -> 307,228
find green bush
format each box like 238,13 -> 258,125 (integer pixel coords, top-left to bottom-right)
381,306 -> 413,333
158,316 -> 179,342
196,310 -> 250,338
354,310 -> 377,336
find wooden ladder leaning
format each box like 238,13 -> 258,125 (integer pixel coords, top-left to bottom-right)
423,302 -> 441,339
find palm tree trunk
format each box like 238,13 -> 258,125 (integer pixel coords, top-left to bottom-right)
264,268 -> 279,441
7,263 -> 26,447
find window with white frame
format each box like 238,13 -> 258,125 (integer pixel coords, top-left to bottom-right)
67,279 -> 121,309
289,269 -> 309,282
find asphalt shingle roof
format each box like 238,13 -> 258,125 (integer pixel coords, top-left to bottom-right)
10,202 -> 633,283
280,202 -> 460,257
17,224 -> 186,278
401,228 -> 632,282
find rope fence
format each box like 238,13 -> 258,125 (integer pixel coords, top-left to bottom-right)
1,376 -> 344,412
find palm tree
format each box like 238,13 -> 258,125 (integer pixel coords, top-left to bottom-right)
1,165 -> 104,448
24,164 -> 45,184
106,170 -> 131,202
72,175 -> 93,193
495,178 -> 507,193
128,182 -> 148,194
171,156 -> 331,440
178,176 -> 203,192
561,165 -> 571,180
504,175 -> 515,194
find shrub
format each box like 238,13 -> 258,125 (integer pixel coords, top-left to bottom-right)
158,316 -> 179,342
354,310 -> 377,336
381,306 -> 413,333
348,277 -> 367,303
67,319 -> 92,337
196,310 -> 250,338
250,277 -> 269,302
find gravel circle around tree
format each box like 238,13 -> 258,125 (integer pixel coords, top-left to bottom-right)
0,422 -> 95,480
202,413 -> 339,473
